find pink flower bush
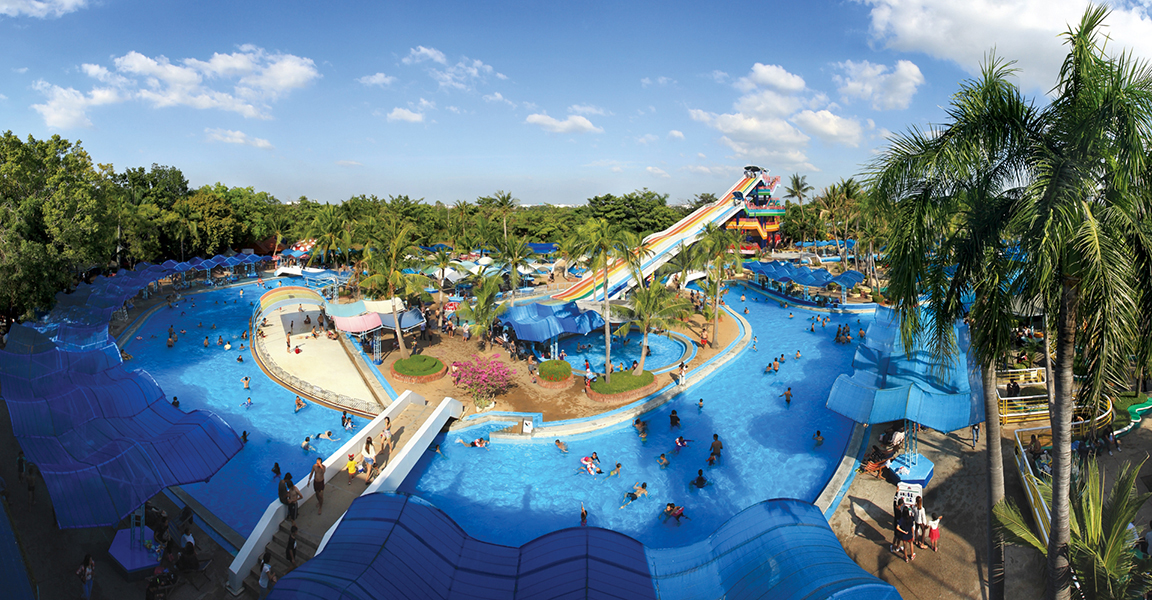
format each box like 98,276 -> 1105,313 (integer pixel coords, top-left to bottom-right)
452,353 -> 514,408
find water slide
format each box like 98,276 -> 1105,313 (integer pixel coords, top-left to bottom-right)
554,173 -> 770,302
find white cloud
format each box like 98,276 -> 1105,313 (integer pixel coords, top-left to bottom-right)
733,89 -> 804,119
646,166 -> 671,178
387,107 -> 424,122
690,109 -> 810,146
357,72 -> 396,87
402,46 -> 447,65
792,110 -> 864,146
833,59 -> 924,110
735,63 -> 806,93
862,0 -> 1152,92
205,128 -> 273,149
336,160 -> 363,166
430,58 -> 498,91
641,76 -> 675,87
31,46 -> 320,128
524,113 -> 603,134
637,134 -> 659,145
446,105 -> 461,113
710,70 -> 729,83
668,130 -> 685,140
568,104 -> 608,116
13,67 -> 28,74
0,94 -> 7,101
483,91 -> 515,106
1,0 -> 87,18
31,81 -> 123,128
416,98 -> 435,110
681,165 -> 738,176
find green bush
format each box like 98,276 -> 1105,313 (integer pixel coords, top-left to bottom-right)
871,292 -> 885,304
590,370 -> 654,395
538,359 -> 572,382
1113,391 -> 1150,430
393,355 -> 445,377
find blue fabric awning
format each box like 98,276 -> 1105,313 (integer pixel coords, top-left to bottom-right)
501,302 -> 604,342
378,308 -> 426,331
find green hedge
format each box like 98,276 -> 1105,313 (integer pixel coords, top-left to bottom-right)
538,360 -> 572,382
1113,391 -> 1149,430
590,370 -> 654,395
393,355 -> 445,377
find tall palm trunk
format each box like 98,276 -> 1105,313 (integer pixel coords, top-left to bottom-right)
1047,280 -> 1077,600
392,297 -> 410,360
982,359 -> 1005,599
636,330 -> 649,374
603,264 -> 612,383
711,264 -> 722,346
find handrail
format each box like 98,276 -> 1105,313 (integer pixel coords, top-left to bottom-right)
224,390 -> 423,595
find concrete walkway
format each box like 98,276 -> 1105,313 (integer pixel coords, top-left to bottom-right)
257,302 -> 373,404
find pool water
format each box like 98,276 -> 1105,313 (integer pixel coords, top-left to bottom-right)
398,285 -> 873,548
123,285 -> 351,536
551,329 -> 686,374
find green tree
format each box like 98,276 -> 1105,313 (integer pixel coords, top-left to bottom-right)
477,190 -> 517,242
995,459 -> 1152,600
783,173 -> 814,206
655,240 -> 704,294
569,218 -> 635,383
587,189 -> 680,237
495,236 -> 536,306
306,203 -> 352,267
613,274 -> 691,373
698,222 -> 742,345
427,246 -> 455,324
454,273 -> 507,350
361,219 -> 430,360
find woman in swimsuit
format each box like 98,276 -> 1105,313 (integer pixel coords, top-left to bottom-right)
662,503 -> 689,523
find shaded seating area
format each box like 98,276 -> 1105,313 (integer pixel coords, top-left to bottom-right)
500,302 -> 605,359
268,493 -> 898,600
742,261 -> 866,306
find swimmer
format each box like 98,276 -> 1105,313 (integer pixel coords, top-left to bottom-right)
555,439 -> 569,454
203,336 -> 210,348
241,430 -> 248,443
212,324 -> 217,330
662,503 -> 689,523
590,452 -> 601,466
813,430 -> 824,447
781,387 -> 793,404
242,376 -> 250,389
691,469 -> 708,489
796,350 -> 801,359
432,444 -> 445,457
271,462 -> 281,479
744,307 -> 749,314
657,454 -> 669,468
620,482 -> 648,508
180,329 -> 187,334
670,410 -> 681,429
674,436 -> 691,452
171,396 -> 180,408
295,396 -> 306,412
752,335 -> 757,351
698,398 -> 704,410
811,323 -> 816,332
608,462 -> 622,478
240,397 -> 253,409
580,502 -> 588,526
136,336 -> 143,341
789,312 -> 793,318
317,430 -> 338,441
198,322 -> 202,328
236,354 -> 243,362
301,436 -> 312,451
456,437 -> 490,450
217,335 -> 224,346
772,359 -> 780,372
225,343 -> 232,350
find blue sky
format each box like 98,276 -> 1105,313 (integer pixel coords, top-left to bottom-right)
4,0 -> 1152,205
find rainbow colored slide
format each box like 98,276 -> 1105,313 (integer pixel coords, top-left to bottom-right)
553,173 -> 767,302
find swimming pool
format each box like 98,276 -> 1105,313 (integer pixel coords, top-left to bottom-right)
548,329 -> 687,374
398,285 -> 873,548
123,285 -> 351,536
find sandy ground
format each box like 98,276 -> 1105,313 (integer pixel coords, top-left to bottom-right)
371,306 -> 739,421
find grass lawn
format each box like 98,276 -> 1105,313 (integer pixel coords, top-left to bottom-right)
1113,391 -> 1150,430
590,370 -> 654,395
538,360 -> 571,382
394,355 -> 445,377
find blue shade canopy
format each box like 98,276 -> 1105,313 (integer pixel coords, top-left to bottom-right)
269,493 -> 898,600
0,260 -> 259,528
743,261 -> 864,290
500,302 -> 604,342
825,307 -> 984,432
378,307 -> 426,331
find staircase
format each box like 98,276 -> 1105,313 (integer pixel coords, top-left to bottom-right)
242,520 -> 320,597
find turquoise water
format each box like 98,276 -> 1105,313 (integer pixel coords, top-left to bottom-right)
398,285 -> 873,548
123,285 -> 349,535
549,329 -> 686,374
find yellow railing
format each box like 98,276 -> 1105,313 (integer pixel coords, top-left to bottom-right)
1013,428 -> 1052,544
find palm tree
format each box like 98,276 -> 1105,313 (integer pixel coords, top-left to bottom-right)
452,200 -> 470,242
783,173 -> 814,206
479,190 -> 518,242
306,203 -> 351,268
454,273 -> 507,350
994,458 -> 1152,600
427,246 -> 454,326
698,222 -> 742,346
613,273 -> 691,374
265,212 -> 293,257
655,240 -> 704,295
555,235 -> 585,281
361,218 -> 430,360
569,219 -> 634,383
496,236 -> 536,306
870,9 -> 1152,598
164,201 -> 201,262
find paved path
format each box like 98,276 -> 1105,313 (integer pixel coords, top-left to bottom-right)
258,302 -> 373,403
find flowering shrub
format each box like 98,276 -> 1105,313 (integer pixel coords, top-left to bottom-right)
452,353 -> 514,408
